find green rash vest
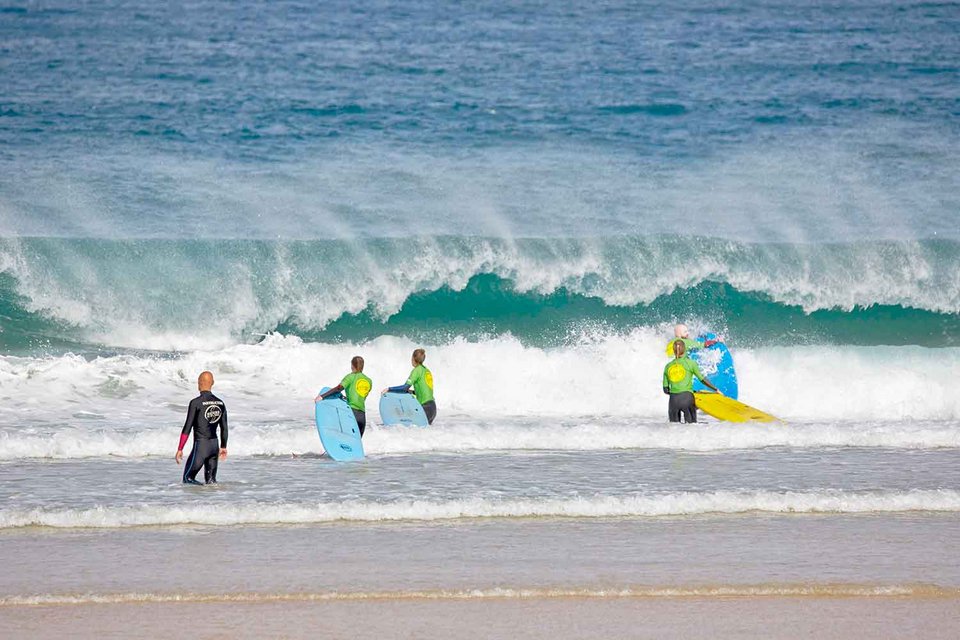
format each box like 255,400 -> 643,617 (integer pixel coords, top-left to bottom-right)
406,364 -> 434,405
340,371 -> 373,412
662,357 -> 706,394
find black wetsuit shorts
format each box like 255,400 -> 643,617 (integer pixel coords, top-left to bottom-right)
422,400 -> 437,425
352,409 -> 366,437
668,391 -> 697,423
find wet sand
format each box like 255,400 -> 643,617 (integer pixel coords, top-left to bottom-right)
2,596 -> 958,639
3,516 -> 957,638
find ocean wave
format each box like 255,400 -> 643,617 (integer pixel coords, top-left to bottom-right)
1,333 -> 959,433
2,490 -> 958,529
2,418 -> 958,461
1,237 -> 959,350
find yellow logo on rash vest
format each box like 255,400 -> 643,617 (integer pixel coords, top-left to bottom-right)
425,371 -> 434,389
667,363 -> 687,383
356,378 -> 372,398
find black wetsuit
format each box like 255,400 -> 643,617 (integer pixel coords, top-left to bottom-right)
668,391 -> 697,423
352,408 -> 366,436
421,400 -> 437,425
181,391 -> 228,484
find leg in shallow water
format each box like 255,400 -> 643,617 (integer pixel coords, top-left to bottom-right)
421,400 -> 437,425
204,449 -> 219,484
352,409 -> 366,437
679,392 -> 697,423
182,440 -> 204,483
668,392 -> 696,423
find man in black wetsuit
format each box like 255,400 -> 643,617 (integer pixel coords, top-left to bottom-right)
175,371 -> 228,485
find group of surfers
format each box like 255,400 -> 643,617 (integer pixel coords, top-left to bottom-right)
175,325 -> 721,484
174,348 -> 436,485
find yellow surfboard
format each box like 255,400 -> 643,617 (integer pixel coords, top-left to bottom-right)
693,392 -> 780,423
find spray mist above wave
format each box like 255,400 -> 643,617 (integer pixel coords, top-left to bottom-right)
3,133 -> 957,242
3,489 -> 958,529
0,236 -> 959,350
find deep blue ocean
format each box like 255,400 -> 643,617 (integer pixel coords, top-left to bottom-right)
1,0 -> 958,352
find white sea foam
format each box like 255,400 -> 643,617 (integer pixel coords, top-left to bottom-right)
2,489 -> 957,529
0,332 -> 959,446
1,417 -> 958,461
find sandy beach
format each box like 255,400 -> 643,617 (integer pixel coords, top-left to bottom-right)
3,595 -> 959,639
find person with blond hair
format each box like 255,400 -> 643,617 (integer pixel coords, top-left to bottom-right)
316,355 -> 373,436
662,340 -> 720,423
383,348 -> 437,424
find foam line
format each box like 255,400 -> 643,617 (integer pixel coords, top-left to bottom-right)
2,490 -> 958,529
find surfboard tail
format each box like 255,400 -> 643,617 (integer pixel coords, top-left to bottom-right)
693,392 -> 780,423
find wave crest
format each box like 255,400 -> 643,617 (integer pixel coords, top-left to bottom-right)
1,237 -> 959,350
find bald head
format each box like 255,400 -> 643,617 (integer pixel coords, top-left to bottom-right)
198,371 -> 214,391
673,339 -> 686,358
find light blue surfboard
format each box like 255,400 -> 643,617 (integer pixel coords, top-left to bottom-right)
315,387 -> 364,461
379,392 -> 429,427
691,332 -> 739,399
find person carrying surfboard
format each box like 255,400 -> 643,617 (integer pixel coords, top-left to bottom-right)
663,340 -> 720,423
664,323 -> 718,356
315,356 -> 373,436
382,348 -> 437,425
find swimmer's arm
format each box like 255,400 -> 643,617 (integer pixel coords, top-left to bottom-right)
316,385 -> 344,402
692,364 -> 721,394
175,400 -> 198,463
219,405 -> 228,456
662,368 -> 670,394
383,370 -> 417,395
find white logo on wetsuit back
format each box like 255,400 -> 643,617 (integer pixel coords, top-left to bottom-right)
204,405 -> 222,423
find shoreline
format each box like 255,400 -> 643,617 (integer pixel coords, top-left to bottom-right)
3,595 -> 958,640
3,582 -> 959,606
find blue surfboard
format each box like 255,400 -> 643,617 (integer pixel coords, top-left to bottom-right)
314,387 -> 364,461
379,392 -> 429,427
691,333 -> 739,399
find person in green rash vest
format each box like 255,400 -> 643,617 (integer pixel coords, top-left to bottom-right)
663,323 -> 718,356
382,348 -> 437,424
316,356 -> 373,436
662,339 -> 720,423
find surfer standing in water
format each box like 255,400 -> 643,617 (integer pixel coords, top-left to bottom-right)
316,356 -> 373,436
175,371 -> 228,484
663,340 -> 720,423
383,348 -> 437,424
664,323 -> 718,355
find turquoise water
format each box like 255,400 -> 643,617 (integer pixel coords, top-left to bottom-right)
0,236 -> 958,351
2,1 -> 959,351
